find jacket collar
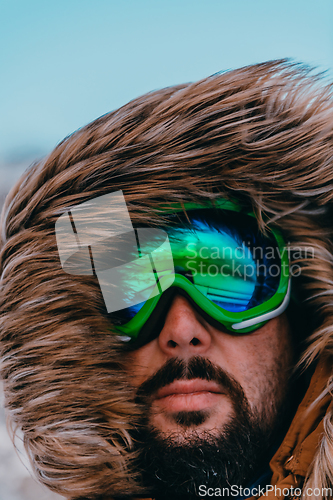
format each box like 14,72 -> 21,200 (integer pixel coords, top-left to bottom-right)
264,355 -> 332,497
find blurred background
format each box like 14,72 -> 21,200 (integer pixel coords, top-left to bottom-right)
0,0 -> 332,498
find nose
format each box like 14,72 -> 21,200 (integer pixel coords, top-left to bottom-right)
157,294 -> 212,357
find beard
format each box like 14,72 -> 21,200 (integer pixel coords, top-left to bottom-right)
131,356 -> 291,500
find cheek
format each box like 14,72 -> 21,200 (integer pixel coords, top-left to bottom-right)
215,316 -> 293,414
246,338 -> 291,410
124,341 -> 165,389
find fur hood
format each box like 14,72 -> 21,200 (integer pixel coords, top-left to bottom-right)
1,60 -> 333,499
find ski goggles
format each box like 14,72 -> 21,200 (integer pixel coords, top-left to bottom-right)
55,191 -> 290,345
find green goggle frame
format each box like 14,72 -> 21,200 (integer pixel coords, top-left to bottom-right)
55,193 -> 290,344
114,199 -> 290,342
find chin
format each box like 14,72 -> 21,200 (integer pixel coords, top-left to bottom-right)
150,408 -> 231,443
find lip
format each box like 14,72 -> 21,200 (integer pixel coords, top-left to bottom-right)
155,379 -> 224,399
152,379 -> 226,413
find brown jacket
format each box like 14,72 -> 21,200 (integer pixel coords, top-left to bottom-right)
261,356 -> 332,499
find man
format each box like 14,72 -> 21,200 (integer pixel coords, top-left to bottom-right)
0,60 -> 332,500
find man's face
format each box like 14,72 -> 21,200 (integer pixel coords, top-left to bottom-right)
125,294 -> 294,497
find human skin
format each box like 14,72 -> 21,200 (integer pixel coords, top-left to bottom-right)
125,294 -> 293,442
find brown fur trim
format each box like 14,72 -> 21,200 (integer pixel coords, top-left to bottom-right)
1,60 -> 333,498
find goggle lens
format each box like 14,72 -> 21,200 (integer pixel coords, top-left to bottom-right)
108,210 -> 281,326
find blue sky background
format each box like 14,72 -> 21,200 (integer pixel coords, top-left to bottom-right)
1,0 -> 332,185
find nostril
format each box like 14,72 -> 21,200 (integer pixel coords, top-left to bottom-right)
167,340 -> 177,348
190,337 -> 200,346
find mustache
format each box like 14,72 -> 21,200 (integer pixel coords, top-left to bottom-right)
136,356 -> 247,409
